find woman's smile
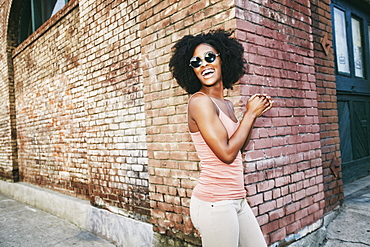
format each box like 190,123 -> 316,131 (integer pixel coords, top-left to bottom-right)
192,44 -> 222,87
201,68 -> 215,78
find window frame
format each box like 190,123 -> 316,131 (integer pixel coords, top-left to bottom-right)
18,0 -> 69,44
331,0 -> 370,95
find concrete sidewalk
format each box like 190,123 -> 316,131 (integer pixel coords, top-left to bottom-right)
0,193 -> 115,247
323,175 -> 370,247
0,175 -> 369,247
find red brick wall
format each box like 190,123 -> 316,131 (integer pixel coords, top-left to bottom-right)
14,1 -> 84,195
139,0 -> 237,244
0,0 -> 11,179
235,0 -> 325,244
0,0 -> 344,245
310,0 -> 344,213
79,0 -> 149,219
0,0 -> 18,181
10,0 -> 150,220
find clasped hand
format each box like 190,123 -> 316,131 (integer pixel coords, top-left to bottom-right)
247,94 -> 273,117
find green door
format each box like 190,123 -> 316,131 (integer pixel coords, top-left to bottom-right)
332,0 -> 370,183
338,96 -> 370,183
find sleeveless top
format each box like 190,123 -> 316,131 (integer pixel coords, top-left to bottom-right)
189,92 -> 247,202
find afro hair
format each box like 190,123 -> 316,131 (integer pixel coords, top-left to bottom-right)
169,29 -> 247,94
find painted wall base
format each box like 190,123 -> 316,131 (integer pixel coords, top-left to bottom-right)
0,180 -> 153,247
270,209 -> 340,247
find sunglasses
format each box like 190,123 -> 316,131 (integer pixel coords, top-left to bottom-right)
189,51 -> 220,68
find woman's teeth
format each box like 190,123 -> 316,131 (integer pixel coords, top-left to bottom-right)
202,68 -> 215,77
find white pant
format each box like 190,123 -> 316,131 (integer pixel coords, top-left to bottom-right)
190,196 -> 267,247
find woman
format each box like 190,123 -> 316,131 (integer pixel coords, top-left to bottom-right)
169,29 -> 272,247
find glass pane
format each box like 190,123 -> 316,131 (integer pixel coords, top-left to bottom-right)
368,24 -> 370,61
51,0 -> 66,16
333,7 -> 350,74
42,0 -> 58,21
31,0 -> 42,32
19,0 -> 32,43
351,18 -> 364,78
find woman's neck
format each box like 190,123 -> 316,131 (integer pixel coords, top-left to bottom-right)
199,84 -> 224,100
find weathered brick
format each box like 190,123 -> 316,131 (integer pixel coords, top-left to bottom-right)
0,0 -> 343,245
259,200 -> 277,214
269,208 -> 285,221
270,227 -> 287,243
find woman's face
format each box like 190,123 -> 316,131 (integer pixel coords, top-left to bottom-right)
191,43 -> 222,88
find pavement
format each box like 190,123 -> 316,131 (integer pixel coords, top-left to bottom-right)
0,193 -> 115,247
322,175 -> 370,247
0,175 -> 369,247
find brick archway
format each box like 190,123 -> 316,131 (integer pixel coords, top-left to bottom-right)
3,0 -> 23,182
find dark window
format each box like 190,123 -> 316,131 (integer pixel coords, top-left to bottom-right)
19,0 -> 68,43
332,1 -> 370,93
332,0 -> 370,183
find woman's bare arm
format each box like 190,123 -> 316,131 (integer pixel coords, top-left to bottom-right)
189,94 -> 271,163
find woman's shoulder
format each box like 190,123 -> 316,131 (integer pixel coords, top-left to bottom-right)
188,92 -> 217,113
189,92 -> 211,104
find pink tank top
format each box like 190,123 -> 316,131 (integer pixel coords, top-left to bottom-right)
189,92 -> 247,202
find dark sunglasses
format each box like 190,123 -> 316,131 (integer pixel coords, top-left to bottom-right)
189,51 -> 220,68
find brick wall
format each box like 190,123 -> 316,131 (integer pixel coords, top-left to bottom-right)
13,1 -> 84,196
0,0 -> 11,179
79,0 -> 149,219
0,0 -> 345,245
8,0 -> 149,220
310,0 -> 344,213
140,0 -> 238,244
0,0 -> 18,181
235,0 -> 325,244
